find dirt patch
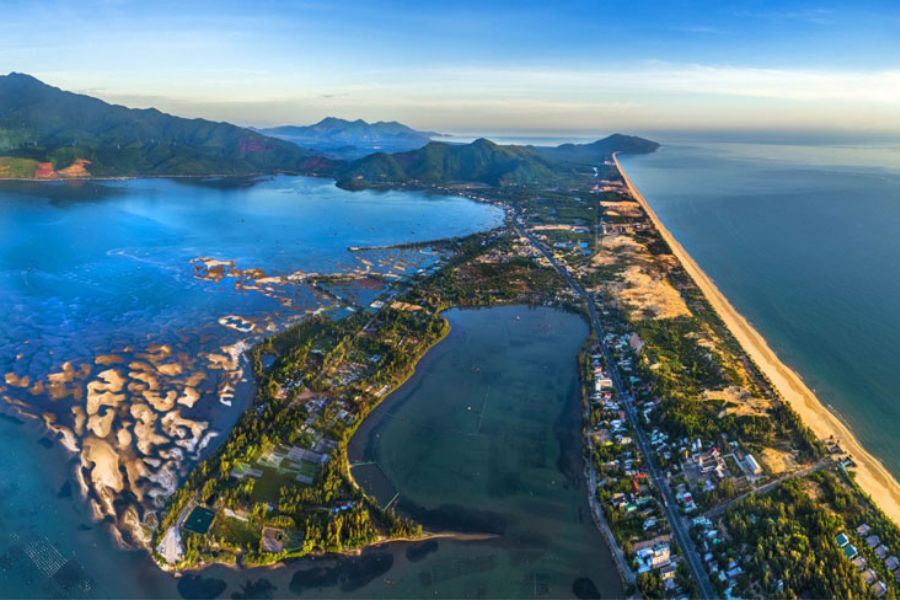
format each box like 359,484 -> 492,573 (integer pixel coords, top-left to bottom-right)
390,301 -> 423,312
610,265 -> 690,320
58,159 -> 92,178
760,446 -> 799,475
703,386 -> 771,418
601,201 -> 643,218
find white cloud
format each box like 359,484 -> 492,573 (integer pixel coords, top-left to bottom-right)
53,61 -> 900,132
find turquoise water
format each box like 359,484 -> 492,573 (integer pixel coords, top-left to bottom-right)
619,141 -> 900,477
0,176 -> 502,597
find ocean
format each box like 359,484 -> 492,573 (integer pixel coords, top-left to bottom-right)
618,140 -> 900,479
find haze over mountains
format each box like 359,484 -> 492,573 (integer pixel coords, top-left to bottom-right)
0,73 -> 659,185
260,117 -> 440,160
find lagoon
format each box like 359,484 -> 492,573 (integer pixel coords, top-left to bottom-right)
346,305 -> 623,598
0,175 -> 502,597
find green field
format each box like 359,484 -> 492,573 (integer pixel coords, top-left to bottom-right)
210,515 -> 260,547
249,466 -> 304,504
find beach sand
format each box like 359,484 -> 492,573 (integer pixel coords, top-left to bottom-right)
615,154 -> 900,525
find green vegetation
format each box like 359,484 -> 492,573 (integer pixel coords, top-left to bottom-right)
336,134 -> 658,190
337,138 -> 563,189
155,230 -> 566,570
713,473 -> 897,599
0,156 -> 38,178
0,73 -> 339,178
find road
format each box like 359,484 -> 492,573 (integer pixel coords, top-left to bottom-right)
513,216 -> 717,599
703,458 -> 831,519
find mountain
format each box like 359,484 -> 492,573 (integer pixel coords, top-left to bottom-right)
260,117 -> 439,160
534,133 -> 661,163
335,138 -> 563,189
0,73 -> 336,179
336,134 -> 659,190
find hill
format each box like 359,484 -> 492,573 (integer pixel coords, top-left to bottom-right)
534,133 -> 660,163
260,117 -> 439,159
336,134 -> 659,190
335,138 -> 564,189
0,73 -> 336,179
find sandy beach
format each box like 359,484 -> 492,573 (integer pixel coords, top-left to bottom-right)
614,154 -> 900,525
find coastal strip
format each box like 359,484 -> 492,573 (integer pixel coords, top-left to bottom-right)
613,153 -> 900,526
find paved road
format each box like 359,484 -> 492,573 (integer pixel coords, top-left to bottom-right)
514,216 -> 717,599
703,458 -> 831,519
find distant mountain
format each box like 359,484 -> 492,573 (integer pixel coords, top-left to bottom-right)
336,134 -> 659,190
534,133 -> 660,163
0,73 -> 337,179
260,117 -> 439,160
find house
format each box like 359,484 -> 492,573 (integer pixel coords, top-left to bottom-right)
726,566 -> 743,579
863,568 -> 878,585
596,377 -> 614,390
650,543 -> 671,568
876,544 -> 889,559
852,556 -> 867,571
843,544 -> 858,560
858,524 -> 872,536
866,535 -> 881,548
871,581 -> 887,598
836,532 -> 850,548
744,453 -> 763,475
885,556 -> 899,571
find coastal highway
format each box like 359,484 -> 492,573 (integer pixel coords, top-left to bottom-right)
513,215 -> 716,599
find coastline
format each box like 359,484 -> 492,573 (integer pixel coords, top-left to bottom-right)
614,153 -> 900,525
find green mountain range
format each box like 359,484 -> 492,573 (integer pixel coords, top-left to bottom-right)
260,117 -> 439,160
0,73 -> 658,187
335,135 -> 659,190
0,73 -> 336,179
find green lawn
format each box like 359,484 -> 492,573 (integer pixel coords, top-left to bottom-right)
210,515 -> 260,547
249,466 -> 303,504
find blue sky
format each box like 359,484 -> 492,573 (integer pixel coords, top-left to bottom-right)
3,0 -> 899,134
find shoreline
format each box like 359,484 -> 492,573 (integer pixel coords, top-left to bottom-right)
614,153 -> 900,525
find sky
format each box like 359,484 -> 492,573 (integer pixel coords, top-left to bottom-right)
2,0 -> 900,136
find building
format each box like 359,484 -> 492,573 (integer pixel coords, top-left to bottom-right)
743,453 -> 763,476
651,543 -> 671,568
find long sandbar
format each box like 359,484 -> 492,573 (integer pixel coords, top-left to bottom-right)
614,153 -> 900,525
